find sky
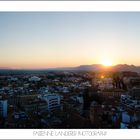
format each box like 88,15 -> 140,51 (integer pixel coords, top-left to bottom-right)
0,12 -> 140,69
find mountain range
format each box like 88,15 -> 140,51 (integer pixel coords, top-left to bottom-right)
0,64 -> 140,72
49,64 -> 140,72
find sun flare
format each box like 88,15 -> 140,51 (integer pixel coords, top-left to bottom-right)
101,58 -> 113,66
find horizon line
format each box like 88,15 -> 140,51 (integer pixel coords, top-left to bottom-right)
0,63 -> 139,70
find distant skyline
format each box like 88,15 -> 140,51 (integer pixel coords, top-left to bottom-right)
0,12 -> 140,69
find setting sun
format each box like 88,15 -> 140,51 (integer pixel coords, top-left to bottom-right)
101,58 -> 113,66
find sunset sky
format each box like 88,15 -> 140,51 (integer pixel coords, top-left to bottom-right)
0,12 -> 140,69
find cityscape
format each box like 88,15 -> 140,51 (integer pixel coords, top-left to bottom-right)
0,12 -> 140,128
0,66 -> 140,128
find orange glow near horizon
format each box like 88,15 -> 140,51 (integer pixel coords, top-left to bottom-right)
0,57 -> 138,69
0,62 -> 83,69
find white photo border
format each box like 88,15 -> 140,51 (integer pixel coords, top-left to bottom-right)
0,1 -> 140,139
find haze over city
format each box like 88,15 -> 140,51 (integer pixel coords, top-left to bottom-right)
0,12 -> 140,69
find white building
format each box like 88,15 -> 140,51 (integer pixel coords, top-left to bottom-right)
29,76 -> 41,82
40,94 -> 61,112
0,100 -> 8,118
9,77 -> 18,81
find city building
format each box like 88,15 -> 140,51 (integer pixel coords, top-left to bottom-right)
130,87 -> 140,99
39,94 -> 61,112
0,99 -> 8,118
94,77 -> 113,90
90,101 -> 102,127
120,94 -> 140,128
